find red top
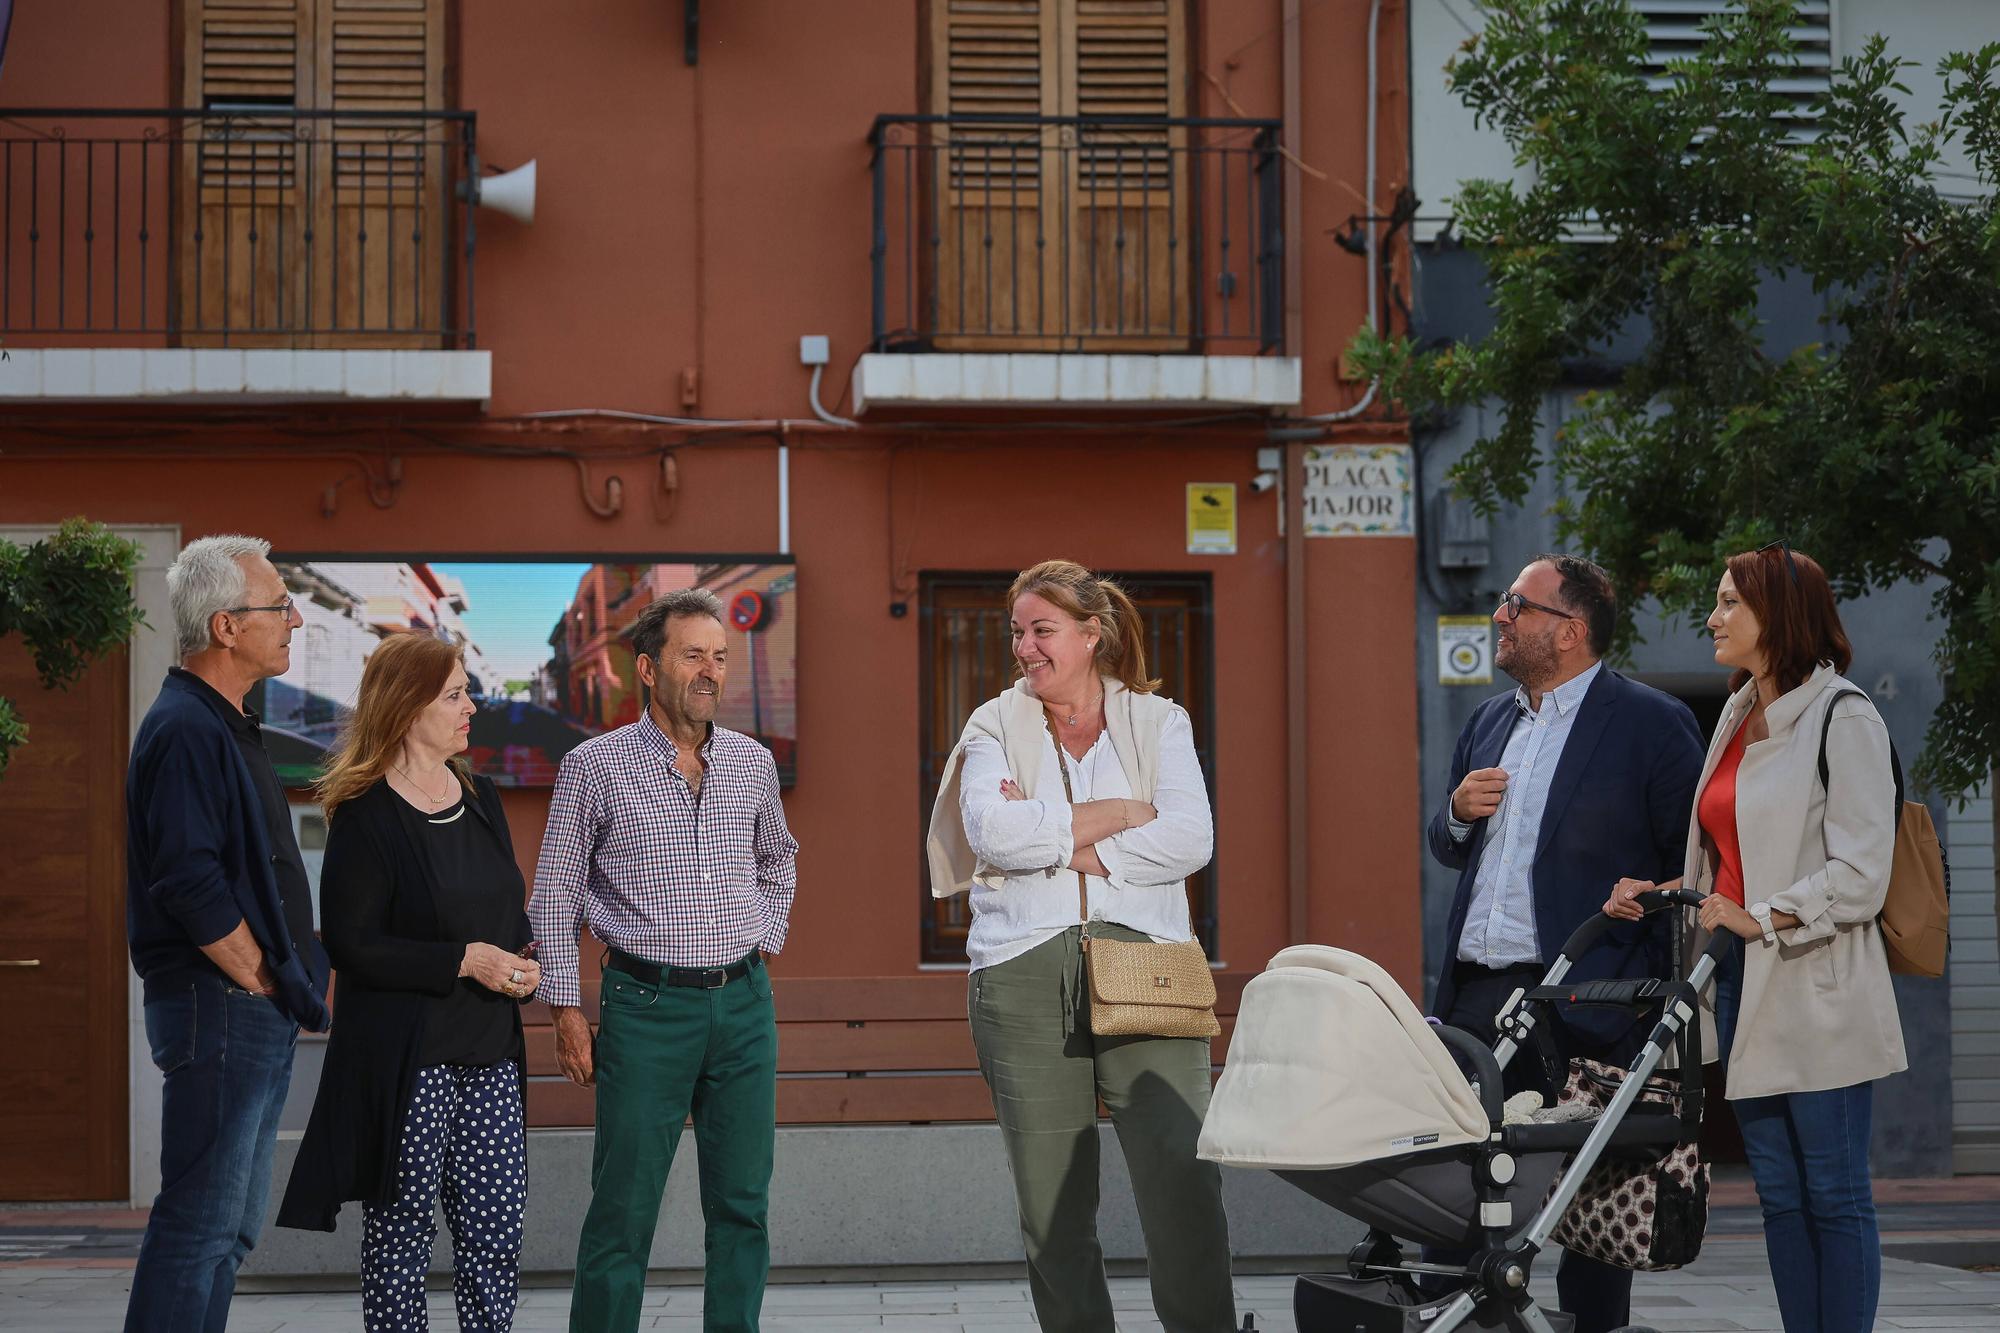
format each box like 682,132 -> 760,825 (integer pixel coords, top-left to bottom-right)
1698,722 -> 1749,907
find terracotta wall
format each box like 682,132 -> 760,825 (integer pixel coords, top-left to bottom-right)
0,0 -> 1421,989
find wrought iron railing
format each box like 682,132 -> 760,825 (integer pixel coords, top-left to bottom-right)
869,113 -> 1284,356
0,107 -> 477,347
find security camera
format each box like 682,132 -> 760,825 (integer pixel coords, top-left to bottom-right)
1250,470 -> 1279,494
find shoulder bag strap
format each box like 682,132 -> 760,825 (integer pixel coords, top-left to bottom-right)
1044,714 -> 1092,936
1817,687 -> 1905,812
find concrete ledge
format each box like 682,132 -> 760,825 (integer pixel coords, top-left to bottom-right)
0,348 -> 490,402
241,1123 -> 1362,1279
852,353 -> 1302,412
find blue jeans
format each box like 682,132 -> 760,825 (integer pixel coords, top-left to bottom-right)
1713,936 -> 1881,1333
126,976 -> 299,1333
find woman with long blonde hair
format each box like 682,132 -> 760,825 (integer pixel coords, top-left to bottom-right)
278,632 -> 538,1333
926,560 -> 1235,1333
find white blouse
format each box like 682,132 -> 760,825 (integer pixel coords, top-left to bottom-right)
957,707 -> 1214,972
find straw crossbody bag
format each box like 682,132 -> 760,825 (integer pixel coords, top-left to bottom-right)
1044,716 -> 1219,1040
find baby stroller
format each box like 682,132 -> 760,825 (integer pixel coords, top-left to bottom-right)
1199,889 -> 1728,1333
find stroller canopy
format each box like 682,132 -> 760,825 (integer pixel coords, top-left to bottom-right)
1199,945 -> 1491,1171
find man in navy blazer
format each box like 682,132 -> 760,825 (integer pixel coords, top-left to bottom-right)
125,535 -> 331,1333
1426,554 -> 1703,1333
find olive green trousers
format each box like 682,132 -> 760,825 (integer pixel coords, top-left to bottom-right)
969,925 -> 1237,1333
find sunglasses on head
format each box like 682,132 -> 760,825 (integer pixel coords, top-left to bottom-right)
1758,539 -> 1802,588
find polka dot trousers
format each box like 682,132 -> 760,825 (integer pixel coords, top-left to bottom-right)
361,1061 -> 526,1332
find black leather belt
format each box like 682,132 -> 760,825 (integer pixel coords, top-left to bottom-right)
607,946 -> 758,990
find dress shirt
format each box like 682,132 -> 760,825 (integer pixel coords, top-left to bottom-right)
529,714 -> 799,1008
1447,660 -> 1602,967
958,706 -> 1213,973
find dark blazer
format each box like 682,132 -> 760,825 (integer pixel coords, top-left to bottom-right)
126,671 -> 331,1031
276,774 -> 531,1232
1426,667 -> 1704,1053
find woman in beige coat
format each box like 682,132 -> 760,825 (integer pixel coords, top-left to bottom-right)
1604,544 -> 1904,1333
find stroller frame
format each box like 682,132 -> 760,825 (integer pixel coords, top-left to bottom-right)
1299,888 -> 1729,1333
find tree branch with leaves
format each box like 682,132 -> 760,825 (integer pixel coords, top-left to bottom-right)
1352,0 -> 2000,795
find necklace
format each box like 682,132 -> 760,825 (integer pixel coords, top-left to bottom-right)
392,759 -> 455,808
1061,690 -> 1104,727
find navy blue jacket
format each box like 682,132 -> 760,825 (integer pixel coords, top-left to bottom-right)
1426,667 -> 1702,1054
126,671 -> 331,1032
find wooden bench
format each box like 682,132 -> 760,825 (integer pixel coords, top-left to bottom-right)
521,972 -> 1251,1128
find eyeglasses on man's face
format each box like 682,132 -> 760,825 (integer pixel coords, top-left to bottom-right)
225,594 -> 297,618
1497,591 -> 1580,624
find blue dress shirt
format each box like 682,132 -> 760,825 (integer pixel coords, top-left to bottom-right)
1447,660 -> 1604,966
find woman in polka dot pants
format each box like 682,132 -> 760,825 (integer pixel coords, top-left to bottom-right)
361,1062 -> 527,1331
276,636 -> 540,1333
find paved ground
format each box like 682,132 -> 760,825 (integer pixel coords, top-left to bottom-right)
3,1178 -> 1997,1331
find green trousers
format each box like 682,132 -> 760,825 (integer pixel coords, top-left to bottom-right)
570,958 -> 777,1333
969,925 -> 1237,1333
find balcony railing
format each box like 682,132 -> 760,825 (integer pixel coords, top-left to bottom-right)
869,113 -> 1284,356
0,107 -> 477,348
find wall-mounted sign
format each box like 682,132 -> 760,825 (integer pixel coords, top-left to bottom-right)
1438,615 -> 1493,686
1186,483 -> 1237,555
1304,444 -> 1414,537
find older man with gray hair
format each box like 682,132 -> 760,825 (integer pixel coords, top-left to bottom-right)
125,535 -> 330,1333
530,587 -> 800,1333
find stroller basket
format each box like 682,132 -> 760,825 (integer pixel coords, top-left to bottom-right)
1293,1273 -> 1575,1333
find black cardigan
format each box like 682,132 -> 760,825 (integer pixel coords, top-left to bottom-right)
276,774 -> 532,1232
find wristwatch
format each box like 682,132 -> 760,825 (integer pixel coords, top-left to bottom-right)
1748,901 -> 1777,945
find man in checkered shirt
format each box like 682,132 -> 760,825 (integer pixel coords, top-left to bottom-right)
529,587 -> 799,1333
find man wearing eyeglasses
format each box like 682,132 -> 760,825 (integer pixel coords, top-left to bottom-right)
1424,554 -> 1704,1333
124,535 -> 330,1333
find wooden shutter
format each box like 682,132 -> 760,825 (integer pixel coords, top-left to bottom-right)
927,0 -> 1058,346
179,0 -> 311,344
315,0 -> 449,345
179,0 -> 448,347
925,0 -> 1187,350
1062,0 -> 1186,346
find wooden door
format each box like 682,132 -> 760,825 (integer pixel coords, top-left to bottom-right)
0,644 -> 129,1200
1061,0 -> 1188,349
928,0 -> 1061,348
926,0 -> 1187,351
178,0 -> 449,347
313,0 -> 449,346
178,0 -> 314,346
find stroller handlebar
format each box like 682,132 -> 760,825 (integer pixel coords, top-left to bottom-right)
1547,886 -> 1707,966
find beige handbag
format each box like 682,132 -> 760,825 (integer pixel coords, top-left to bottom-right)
1045,716 -> 1220,1039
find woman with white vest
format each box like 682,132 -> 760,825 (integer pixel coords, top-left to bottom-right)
927,559 -> 1235,1333
1604,543 -> 1905,1333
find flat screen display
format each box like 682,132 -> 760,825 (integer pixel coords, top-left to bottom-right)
251,557 -> 798,788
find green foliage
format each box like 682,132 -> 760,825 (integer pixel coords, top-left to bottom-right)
1351,0 -> 2000,796
0,518 -> 146,778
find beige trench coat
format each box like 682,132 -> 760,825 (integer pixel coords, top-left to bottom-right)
1684,664 -> 1907,1099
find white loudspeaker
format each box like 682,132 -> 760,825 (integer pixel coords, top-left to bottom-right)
475,160 -> 536,224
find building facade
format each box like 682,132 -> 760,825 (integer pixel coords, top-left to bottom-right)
0,0 -> 1421,1266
